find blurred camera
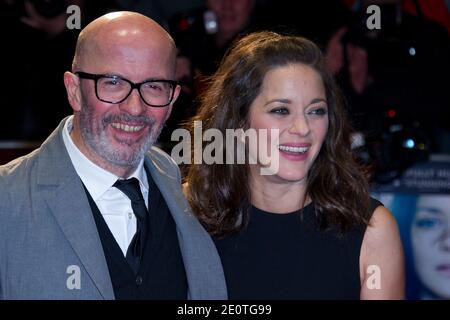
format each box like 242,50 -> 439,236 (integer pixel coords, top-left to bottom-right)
363,113 -> 431,184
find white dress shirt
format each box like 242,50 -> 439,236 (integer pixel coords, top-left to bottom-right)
62,116 -> 149,256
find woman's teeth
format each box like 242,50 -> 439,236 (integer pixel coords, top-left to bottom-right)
278,145 -> 309,153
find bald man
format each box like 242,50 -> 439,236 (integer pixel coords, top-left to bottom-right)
0,12 -> 227,300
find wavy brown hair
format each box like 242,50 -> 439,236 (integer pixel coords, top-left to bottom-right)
186,31 -> 372,237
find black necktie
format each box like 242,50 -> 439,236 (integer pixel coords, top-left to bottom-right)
113,177 -> 148,273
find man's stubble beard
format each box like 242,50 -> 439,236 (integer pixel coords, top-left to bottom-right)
79,100 -> 164,169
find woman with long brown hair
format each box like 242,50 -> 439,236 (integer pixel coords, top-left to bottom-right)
185,31 -> 404,299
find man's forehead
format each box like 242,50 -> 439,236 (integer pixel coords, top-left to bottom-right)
80,26 -> 172,56
84,34 -> 174,66
77,41 -> 175,81
92,22 -> 170,46
73,12 -> 176,75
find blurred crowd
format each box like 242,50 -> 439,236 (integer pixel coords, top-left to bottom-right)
1,0 -> 449,169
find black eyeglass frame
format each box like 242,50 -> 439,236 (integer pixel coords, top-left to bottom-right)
75,71 -> 178,107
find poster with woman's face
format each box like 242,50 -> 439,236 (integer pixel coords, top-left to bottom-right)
373,192 -> 450,300
411,195 -> 450,299
371,158 -> 450,300
372,157 -> 450,300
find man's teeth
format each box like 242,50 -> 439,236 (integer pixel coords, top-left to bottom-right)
111,123 -> 144,132
278,145 -> 309,153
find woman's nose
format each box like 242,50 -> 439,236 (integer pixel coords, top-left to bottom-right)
288,115 -> 310,137
438,228 -> 450,252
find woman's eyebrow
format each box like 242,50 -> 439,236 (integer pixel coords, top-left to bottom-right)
417,206 -> 443,215
264,98 -> 327,107
308,98 -> 327,105
264,98 -> 291,107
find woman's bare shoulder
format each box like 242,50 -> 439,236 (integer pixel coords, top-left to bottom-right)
359,205 -> 405,299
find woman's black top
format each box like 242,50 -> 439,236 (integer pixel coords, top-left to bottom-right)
214,198 -> 382,299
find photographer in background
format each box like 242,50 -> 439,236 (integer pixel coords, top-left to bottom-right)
325,0 -> 450,180
160,0 -> 273,149
0,0 -> 119,141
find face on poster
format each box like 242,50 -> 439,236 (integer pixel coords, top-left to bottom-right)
374,192 -> 450,300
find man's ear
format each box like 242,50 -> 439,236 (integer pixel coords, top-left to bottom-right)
64,71 -> 82,112
165,84 -> 182,121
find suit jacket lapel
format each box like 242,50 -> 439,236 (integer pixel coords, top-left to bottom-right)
36,118 -> 115,300
145,148 -> 228,299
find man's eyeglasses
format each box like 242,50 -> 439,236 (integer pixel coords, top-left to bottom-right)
75,71 -> 178,107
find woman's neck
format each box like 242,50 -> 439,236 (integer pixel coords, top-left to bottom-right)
249,170 -> 310,214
